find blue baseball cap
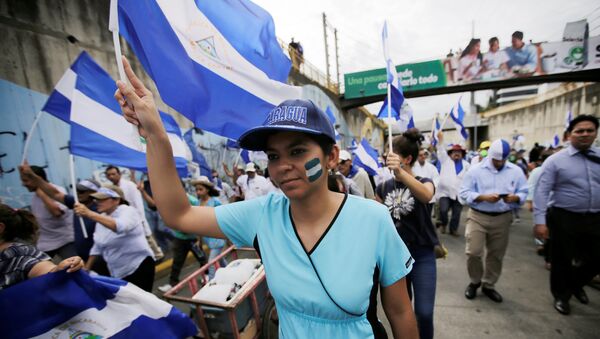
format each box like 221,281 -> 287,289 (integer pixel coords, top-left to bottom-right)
238,99 -> 336,151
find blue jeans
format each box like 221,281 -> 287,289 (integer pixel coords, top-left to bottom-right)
439,197 -> 463,232
406,246 -> 436,339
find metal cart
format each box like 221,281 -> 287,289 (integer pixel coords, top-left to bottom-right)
163,246 -> 278,339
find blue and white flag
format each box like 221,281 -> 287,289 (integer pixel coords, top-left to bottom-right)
0,271 -> 197,338
240,149 -> 268,165
431,115 -> 441,146
65,52 -> 188,176
353,138 -> 381,176
117,0 -> 302,140
564,109 -> 572,130
183,129 -> 212,176
450,99 -> 469,141
551,134 -> 560,148
379,21 -> 409,130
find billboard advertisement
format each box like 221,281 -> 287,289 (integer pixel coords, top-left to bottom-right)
344,26 -> 600,100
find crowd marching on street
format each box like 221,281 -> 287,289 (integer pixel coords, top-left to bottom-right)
1,1 -> 599,338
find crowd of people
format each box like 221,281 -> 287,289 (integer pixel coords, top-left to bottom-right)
1,56 -> 598,339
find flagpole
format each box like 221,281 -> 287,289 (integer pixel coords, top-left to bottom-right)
109,0 -> 144,151
387,83 -> 393,154
21,111 -> 43,164
69,153 -> 88,239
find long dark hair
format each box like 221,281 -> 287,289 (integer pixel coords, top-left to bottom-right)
460,38 -> 482,61
0,203 -> 40,243
392,128 -> 424,166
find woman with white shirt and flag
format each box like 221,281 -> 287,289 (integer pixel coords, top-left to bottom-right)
74,185 -> 154,292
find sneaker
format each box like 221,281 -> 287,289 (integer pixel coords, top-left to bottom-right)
158,283 -> 173,293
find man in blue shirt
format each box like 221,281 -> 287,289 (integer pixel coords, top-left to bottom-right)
534,114 -> 600,315
460,139 -> 528,303
505,31 -> 538,75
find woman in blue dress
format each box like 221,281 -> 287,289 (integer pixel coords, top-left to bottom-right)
115,58 -> 418,338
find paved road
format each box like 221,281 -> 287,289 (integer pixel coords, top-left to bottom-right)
154,207 -> 600,338
377,207 -> 600,339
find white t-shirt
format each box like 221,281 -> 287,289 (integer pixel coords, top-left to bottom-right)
31,184 -> 74,252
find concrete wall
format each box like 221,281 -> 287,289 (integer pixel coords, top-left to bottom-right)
482,82 -> 600,149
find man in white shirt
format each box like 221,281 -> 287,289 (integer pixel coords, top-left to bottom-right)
338,150 -> 375,199
240,163 -> 273,200
436,133 -> 470,236
105,165 -> 163,260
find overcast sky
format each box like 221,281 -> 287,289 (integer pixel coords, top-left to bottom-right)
254,0 -> 600,121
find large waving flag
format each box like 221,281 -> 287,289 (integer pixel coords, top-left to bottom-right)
117,0 -> 302,140
379,21 -> 410,131
450,99 -> 469,141
353,138 -> 381,176
65,52 -> 188,176
0,271 -> 197,338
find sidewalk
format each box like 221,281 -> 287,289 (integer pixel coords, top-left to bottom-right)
377,207 -> 599,338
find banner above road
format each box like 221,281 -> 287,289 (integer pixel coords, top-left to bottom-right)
344,21 -> 600,100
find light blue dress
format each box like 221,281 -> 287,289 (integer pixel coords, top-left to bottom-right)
215,193 -> 412,338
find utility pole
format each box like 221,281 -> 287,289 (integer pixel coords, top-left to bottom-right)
322,13 -> 331,88
334,28 -> 340,89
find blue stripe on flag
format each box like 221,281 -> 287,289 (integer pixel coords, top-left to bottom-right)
117,0 -> 297,140
376,84 -> 404,120
41,90 -> 71,123
195,0 -> 292,82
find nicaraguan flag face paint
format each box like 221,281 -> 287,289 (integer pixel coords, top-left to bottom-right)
305,158 -> 323,183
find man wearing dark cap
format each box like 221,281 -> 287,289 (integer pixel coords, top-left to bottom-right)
460,139 -> 528,303
534,114 -> 600,315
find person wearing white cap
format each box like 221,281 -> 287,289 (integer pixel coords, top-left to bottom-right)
338,150 -> 375,199
459,139 -> 528,303
239,163 -> 273,200
73,185 -> 154,292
